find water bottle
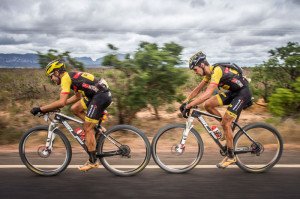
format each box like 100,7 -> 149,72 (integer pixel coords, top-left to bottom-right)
75,127 -> 85,141
211,125 -> 222,139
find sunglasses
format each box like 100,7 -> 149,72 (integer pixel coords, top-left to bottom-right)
48,72 -> 54,79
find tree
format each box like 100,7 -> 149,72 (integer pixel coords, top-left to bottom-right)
269,42 -> 300,85
134,42 -> 186,119
102,42 -> 187,123
37,49 -> 84,71
268,77 -> 300,117
251,42 -> 300,102
251,58 -> 280,101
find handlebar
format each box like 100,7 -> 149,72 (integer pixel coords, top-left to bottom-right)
36,109 -> 60,117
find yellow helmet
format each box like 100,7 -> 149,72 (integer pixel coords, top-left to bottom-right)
45,59 -> 66,76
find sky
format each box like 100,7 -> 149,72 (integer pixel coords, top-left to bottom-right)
0,0 -> 299,66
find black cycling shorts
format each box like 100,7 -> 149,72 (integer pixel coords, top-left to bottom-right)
81,91 -> 112,124
216,87 -> 252,118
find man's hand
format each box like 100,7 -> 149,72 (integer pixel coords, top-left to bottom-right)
30,107 -> 42,116
179,102 -> 187,113
179,103 -> 190,118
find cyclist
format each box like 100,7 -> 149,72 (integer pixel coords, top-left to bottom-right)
30,60 -> 112,171
180,51 -> 252,168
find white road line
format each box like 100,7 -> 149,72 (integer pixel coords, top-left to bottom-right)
0,164 -> 300,169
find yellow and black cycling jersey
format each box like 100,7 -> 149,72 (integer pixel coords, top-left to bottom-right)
61,72 -> 109,98
203,65 -> 248,92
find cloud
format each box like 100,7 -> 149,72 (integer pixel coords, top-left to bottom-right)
0,0 -> 299,65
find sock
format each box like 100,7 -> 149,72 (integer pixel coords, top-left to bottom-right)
88,151 -> 97,163
227,148 -> 235,159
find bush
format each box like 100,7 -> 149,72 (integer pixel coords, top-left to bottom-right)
268,77 -> 300,117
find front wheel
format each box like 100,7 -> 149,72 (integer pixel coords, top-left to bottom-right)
151,124 -> 204,173
234,122 -> 283,173
97,125 -> 151,176
19,125 -> 72,176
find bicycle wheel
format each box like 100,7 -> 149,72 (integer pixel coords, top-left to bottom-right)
151,124 -> 204,173
97,125 -> 151,176
234,122 -> 283,173
19,125 -> 72,176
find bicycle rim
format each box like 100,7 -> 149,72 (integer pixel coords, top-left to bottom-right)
19,127 -> 71,176
152,124 -> 203,173
234,123 -> 283,173
99,126 -> 150,176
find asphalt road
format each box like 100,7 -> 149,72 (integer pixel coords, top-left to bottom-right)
1,150 -> 300,199
0,168 -> 299,199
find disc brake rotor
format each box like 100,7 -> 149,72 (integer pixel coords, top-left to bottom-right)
37,146 -> 51,158
171,144 -> 185,155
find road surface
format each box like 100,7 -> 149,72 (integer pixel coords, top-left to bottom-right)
0,150 -> 299,199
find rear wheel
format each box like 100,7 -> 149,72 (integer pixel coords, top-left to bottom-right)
97,125 -> 151,176
19,126 -> 72,176
234,122 -> 283,173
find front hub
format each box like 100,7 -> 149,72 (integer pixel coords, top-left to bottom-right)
37,146 -> 51,158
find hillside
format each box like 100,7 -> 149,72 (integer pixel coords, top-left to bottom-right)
0,53 -> 124,68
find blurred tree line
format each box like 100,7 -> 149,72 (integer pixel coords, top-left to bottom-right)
251,42 -> 300,117
37,42 -> 187,124
37,41 -> 299,120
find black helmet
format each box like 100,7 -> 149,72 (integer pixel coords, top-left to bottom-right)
189,51 -> 206,69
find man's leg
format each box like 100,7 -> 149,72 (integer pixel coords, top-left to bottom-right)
78,120 -> 99,172
204,94 -> 228,140
78,92 -> 112,172
71,99 -> 87,121
203,95 -> 222,117
217,112 -> 237,169
84,121 -> 97,152
221,112 -> 236,149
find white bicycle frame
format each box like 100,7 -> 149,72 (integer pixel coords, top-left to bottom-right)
44,112 -> 84,151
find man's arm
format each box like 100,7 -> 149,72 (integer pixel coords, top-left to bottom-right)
66,92 -> 81,105
40,93 -> 69,112
186,83 -> 218,109
183,79 -> 208,103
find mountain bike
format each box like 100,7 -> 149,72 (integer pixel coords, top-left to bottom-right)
151,107 -> 283,173
19,110 -> 151,176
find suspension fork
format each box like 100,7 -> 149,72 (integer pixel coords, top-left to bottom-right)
46,121 -> 58,150
179,116 -> 195,147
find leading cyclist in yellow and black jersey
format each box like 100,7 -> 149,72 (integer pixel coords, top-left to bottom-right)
180,51 -> 252,168
30,60 -> 112,171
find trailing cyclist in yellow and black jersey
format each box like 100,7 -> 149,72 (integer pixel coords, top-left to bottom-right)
183,51 -> 253,169
203,63 -> 248,92
203,63 -> 252,118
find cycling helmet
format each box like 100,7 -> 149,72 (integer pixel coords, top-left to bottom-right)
189,51 -> 206,69
45,59 -> 66,76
